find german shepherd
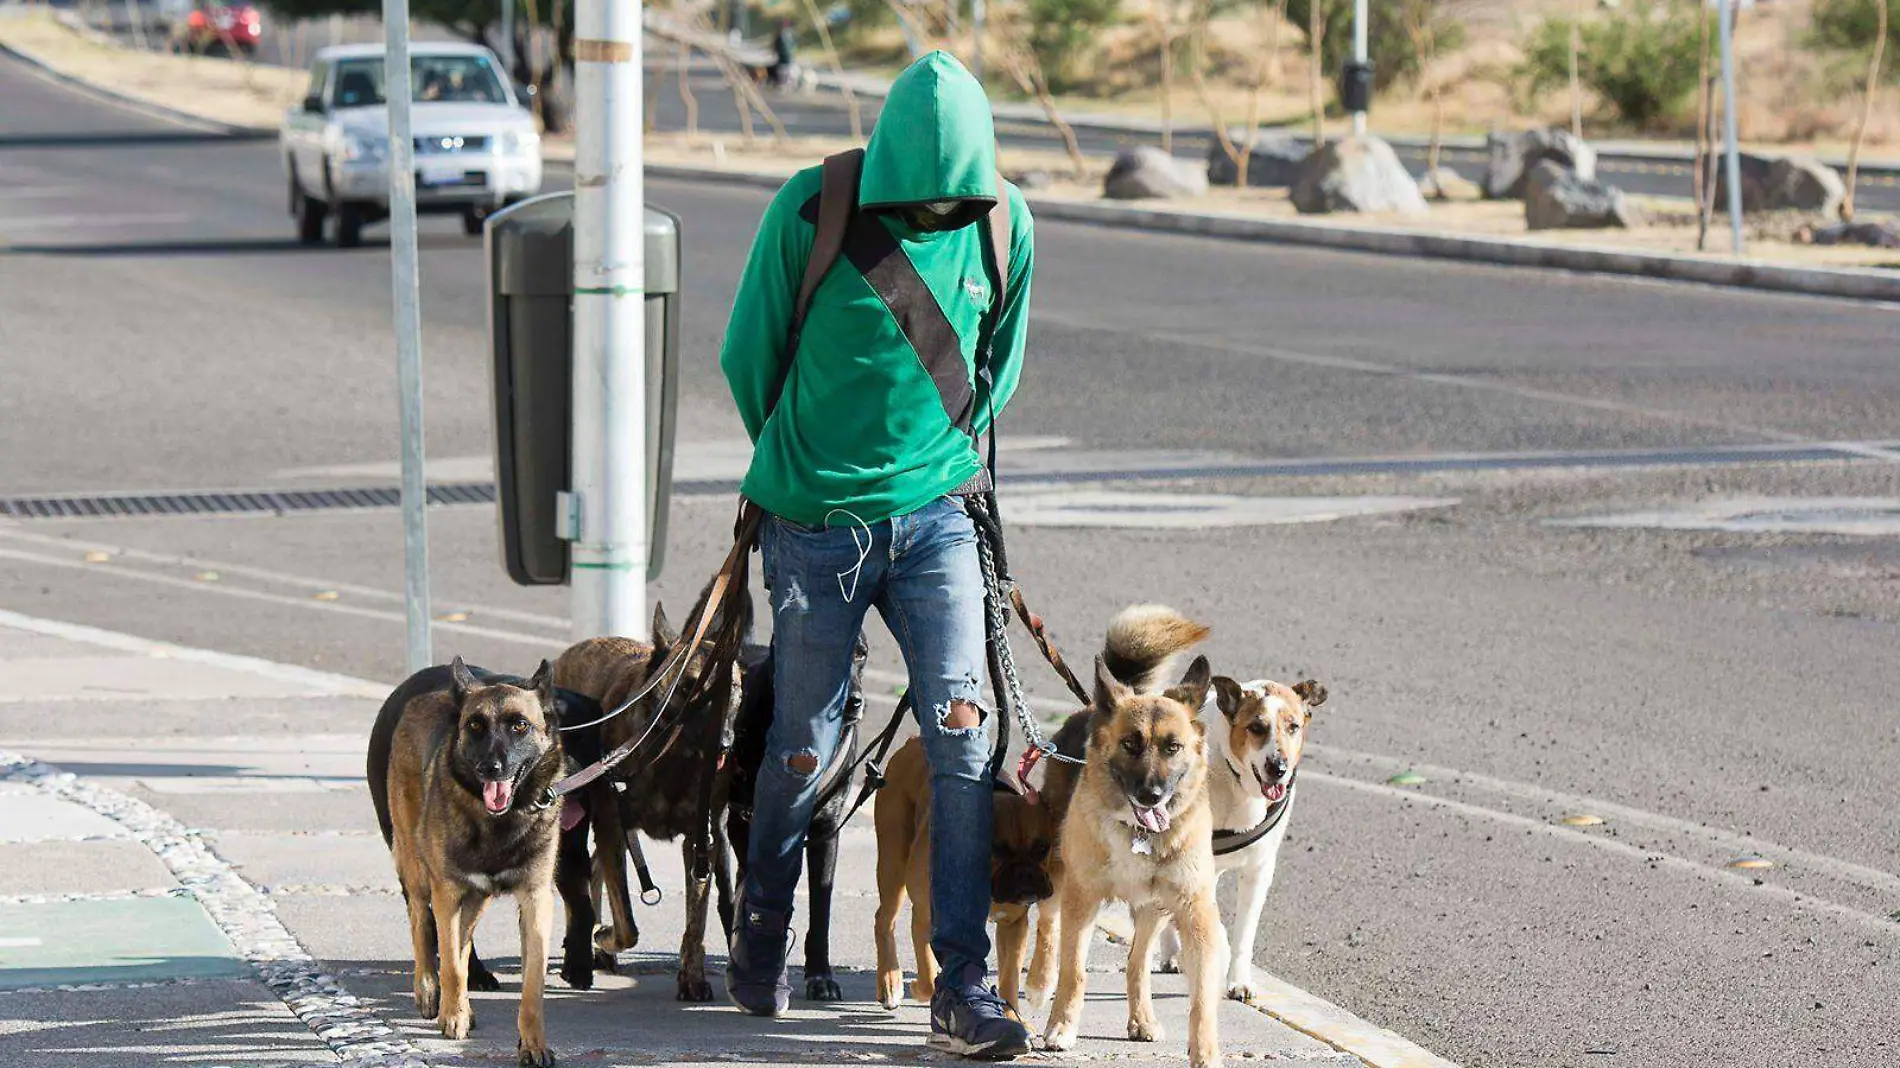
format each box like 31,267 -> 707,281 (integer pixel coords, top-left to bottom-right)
872,736 -> 1055,1012
1032,605 -> 1227,1068
553,603 -> 745,1002
369,657 -> 591,1067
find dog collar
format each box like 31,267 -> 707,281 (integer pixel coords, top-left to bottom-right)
1211,778 -> 1295,857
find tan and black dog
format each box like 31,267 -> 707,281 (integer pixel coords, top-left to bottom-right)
553,603 -> 744,1002
872,736 -> 1055,1011
372,657 -> 579,1067
1032,605 -> 1228,1068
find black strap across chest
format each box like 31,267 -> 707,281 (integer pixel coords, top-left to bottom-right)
1211,781 -> 1295,857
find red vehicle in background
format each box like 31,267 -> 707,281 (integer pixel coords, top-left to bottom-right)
168,2 -> 263,56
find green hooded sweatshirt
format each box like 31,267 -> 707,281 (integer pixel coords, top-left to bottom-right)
718,50 -> 1035,527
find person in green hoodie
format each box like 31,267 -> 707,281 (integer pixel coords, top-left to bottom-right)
718,51 -> 1034,1059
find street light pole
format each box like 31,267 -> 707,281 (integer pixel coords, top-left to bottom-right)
1351,0 -> 1368,137
972,0 -> 985,82
382,0 -> 432,671
1716,0 -> 1744,254
500,0 -> 516,87
570,0 -> 647,641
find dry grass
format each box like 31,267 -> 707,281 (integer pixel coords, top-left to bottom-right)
0,9 -> 305,129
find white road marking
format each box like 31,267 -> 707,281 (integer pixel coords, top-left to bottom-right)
1003,490 -> 1457,529
0,936 -> 44,948
0,212 -> 191,230
1551,496 -> 1900,537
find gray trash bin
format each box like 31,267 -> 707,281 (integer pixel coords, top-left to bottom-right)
486,193 -> 681,586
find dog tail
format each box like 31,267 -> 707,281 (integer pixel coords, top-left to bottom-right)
1102,604 -> 1210,693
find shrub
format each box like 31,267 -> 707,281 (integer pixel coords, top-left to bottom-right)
1521,2 -> 1702,129
1024,0 -> 1123,92
1811,0 -> 1899,82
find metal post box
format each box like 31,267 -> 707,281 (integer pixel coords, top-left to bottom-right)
486,192 -> 681,586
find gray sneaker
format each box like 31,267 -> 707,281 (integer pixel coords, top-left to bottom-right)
928,964 -> 1031,1060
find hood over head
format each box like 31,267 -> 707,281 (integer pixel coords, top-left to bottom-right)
859,50 -> 997,232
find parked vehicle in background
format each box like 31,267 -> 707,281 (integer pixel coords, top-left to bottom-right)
280,42 -> 543,248
164,1 -> 263,56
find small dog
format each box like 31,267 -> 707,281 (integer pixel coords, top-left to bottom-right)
1034,605 -> 1227,1068
553,602 -> 744,1002
872,736 -> 1055,1011
370,657 -> 587,1067
1153,676 -> 1327,1001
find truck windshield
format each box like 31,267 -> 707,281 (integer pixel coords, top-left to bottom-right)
331,54 -> 508,108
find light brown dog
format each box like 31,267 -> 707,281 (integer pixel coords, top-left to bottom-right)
382,658 -> 566,1066
872,737 -> 1055,1011
1034,605 -> 1227,1068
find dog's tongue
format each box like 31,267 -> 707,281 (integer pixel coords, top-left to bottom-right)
482,779 -> 514,814
1132,803 -> 1171,834
1264,782 -> 1288,803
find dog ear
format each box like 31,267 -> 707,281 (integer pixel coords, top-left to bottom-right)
1094,654 -> 1132,709
1211,676 -> 1244,720
529,659 -> 555,714
1169,655 -> 1212,710
449,656 -> 477,706
1293,679 -> 1329,710
651,602 -> 678,649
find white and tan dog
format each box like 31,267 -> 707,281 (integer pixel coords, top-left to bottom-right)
1152,675 -> 1327,1001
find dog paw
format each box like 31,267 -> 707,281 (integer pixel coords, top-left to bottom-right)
439,1006 -> 473,1040
876,971 -> 903,1010
517,1039 -> 555,1067
1128,1016 -> 1164,1043
1189,1050 -> 1224,1068
413,978 -> 440,1021
467,964 -> 503,993
909,977 -> 933,1003
592,948 -> 620,974
560,953 -> 595,992
1226,981 -> 1257,1003
805,973 -> 844,1001
1041,1022 -> 1078,1052
1155,955 -> 1182,975
676,975 -> 715,1002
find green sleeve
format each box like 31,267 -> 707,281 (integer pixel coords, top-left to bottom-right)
972,188 -> 1034,437
719,172 -> 816,443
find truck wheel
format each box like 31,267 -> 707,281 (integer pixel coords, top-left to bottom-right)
336,204 -> 365,249
462,207 -> 485,236
296,183 -> 327,246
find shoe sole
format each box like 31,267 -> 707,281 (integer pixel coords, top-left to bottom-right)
926,1031 -> 1030,1061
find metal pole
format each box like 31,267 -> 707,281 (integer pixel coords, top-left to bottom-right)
381,0 -> 432,670
1717,0 -> 1743,254
971,0 -> 985,82
500,0 -> 516,87
1351,0 -> 1368,137
570,0 -> 647,641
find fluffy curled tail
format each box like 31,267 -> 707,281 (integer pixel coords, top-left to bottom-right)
1101,604 -> 1211,694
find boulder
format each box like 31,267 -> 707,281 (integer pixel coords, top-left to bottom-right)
1206,137 -> 1308,188
1290,136 -> 1429,216
1483,128 -> 1598,200
1710,152 -> 1777,213
1799,220 -> 1900,248
1523,161 -> 1643,230
1767,156 -> 1846,218
1417,166 -> 1480,200
1007,168 -> 1055,192
1103,145 -> 1208,200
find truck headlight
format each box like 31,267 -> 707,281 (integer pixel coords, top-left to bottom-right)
500,128 -> 540,156
341,130 -> 387,162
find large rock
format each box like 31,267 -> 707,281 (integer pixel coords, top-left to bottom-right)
1523,161 -> 1643,230
1103,145 -> 1209,200
1290,136 -> 1428,216
1206,137 -> 1308,188
1712,154 -> 1847,218
1484,127 -> 1598,200
1800,220 -> 1900,248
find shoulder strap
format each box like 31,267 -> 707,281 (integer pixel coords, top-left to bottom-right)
983,178 -> 1011,311
789,149 -> 863,351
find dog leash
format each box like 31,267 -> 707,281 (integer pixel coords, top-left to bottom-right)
549,504 -> 761,798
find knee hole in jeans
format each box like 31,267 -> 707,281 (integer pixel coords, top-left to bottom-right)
936,699 -> 987,736
786,750 -> 821,776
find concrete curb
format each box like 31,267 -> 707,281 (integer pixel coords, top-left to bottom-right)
643,161 -> 1900,303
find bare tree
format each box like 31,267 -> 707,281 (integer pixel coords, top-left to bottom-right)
1568,0 -> 1583,140
1154,0 -> 1183,153
989,5 -> 1088,177
1695,1 -> 1716,250
801,0 -> 864,140
1843,0 -> 1889,222
1308,0 -> 1326,147
679,41 -> 700,139
1402,0 -> 1445,196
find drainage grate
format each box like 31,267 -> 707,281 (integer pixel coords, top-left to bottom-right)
0,482 -> 497,520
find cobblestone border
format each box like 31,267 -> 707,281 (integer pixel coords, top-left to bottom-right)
0,751 -> 432,1068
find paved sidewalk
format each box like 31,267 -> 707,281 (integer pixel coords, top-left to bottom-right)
0,609 -> 1430,1067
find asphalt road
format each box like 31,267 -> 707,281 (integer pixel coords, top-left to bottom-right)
4,50 -> 1900,1068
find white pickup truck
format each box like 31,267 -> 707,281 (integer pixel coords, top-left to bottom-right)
281,42 -> 543,248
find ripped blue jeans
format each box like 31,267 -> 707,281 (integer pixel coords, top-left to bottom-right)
745,495 -> 995,987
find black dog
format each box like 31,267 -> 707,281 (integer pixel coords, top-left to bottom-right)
722,639 -> 867,1001
367,660 -> 605,994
